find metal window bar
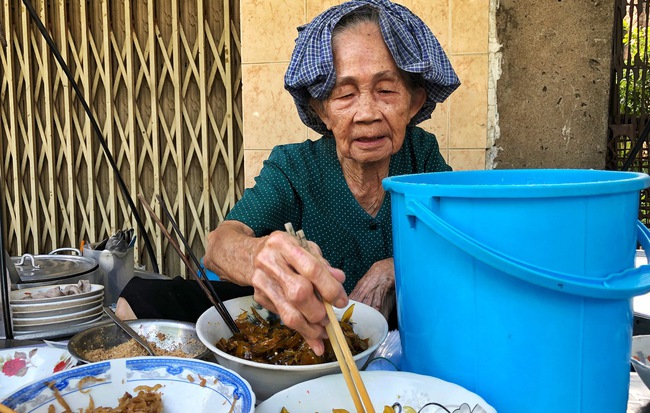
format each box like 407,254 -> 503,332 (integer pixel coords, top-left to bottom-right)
608,0 -> 650,224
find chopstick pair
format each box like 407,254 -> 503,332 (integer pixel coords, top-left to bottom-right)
138,194 -> 239,334
284,223 -> 375,413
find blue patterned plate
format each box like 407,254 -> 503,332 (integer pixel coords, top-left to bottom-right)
1,356 -> 254,412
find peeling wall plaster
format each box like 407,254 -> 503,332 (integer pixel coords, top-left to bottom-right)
487,0 -> 503,170
492,0 -> 613,170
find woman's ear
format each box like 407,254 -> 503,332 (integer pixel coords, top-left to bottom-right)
310,99 -> 332,130
408,87 -> 427,121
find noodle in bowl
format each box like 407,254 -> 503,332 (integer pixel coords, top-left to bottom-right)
0,356 -> 254,413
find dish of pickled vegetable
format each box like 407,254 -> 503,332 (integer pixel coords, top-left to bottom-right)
215,304 -> 368,365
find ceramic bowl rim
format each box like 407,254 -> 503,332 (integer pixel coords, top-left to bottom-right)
196,296 -> 388,372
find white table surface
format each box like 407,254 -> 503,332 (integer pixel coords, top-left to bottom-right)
632,251 -> 650,412
635,251 -> 650,317
629,372 -> 650,412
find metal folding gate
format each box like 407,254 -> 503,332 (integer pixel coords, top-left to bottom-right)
0,1 -> 243,276
608,0 -> 650,223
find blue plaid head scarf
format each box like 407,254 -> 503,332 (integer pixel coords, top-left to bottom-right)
284,0 -> 461,135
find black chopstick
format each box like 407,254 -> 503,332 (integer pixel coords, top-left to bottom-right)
155,195 -> 240,334
138,194 -> 238,332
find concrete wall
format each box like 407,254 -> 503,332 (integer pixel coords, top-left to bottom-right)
494,0 -> 613,169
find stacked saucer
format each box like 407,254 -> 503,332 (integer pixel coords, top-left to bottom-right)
10,284 -> 104,336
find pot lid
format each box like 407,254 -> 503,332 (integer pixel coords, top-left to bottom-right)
12,253 -> 98,283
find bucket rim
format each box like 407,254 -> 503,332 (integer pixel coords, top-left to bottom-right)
382,169 -> 650,198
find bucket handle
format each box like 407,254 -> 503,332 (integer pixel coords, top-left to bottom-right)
406,198 -> 650,299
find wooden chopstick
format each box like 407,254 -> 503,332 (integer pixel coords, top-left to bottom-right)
0,404 -> 18,413
138,194 -> 239,334
285,223 -> 375,413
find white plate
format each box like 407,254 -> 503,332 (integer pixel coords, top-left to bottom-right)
12,303 -> 103,326
10,284 -> 104,304
10,291 -> 104,313
0,347 -> 77,399
13,312 -> 104,333
11,296 -> 103,319
12,315 -> 108,339
1,357 -> 255,413
255,370 -> 496,413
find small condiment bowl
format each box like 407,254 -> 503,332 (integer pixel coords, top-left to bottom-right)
67,319 -> 210,363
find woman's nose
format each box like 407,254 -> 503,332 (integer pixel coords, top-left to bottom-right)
354,93 -> 381,123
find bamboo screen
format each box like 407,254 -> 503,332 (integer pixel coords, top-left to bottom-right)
0,0 -> 244,278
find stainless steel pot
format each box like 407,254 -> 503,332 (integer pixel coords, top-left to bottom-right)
12,248 -> 101,289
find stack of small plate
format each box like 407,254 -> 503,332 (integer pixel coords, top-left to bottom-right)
10,284 -> 105,337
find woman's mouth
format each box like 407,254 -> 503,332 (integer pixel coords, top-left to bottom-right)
356,136 -> 385,143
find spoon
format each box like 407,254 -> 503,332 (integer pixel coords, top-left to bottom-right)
102,306 -> 156,356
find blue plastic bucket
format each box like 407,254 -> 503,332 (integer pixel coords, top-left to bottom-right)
383,169 -> 650,413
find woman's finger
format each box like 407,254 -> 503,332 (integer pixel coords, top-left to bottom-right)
280,237 -> 348,308
253,275 -> 329,355
258,232 -> 347,317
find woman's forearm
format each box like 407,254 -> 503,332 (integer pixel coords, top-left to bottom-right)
203,220 -> 260,286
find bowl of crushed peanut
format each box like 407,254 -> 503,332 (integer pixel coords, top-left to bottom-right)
67,319 -> 210,363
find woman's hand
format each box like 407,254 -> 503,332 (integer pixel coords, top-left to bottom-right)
349,258 -> 395,320
204,221 -> 348,356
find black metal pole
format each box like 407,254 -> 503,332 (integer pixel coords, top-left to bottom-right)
20,0 -> 159,273
0,186 -> 14,339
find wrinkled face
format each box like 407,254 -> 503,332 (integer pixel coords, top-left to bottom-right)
313,22 -> 425,165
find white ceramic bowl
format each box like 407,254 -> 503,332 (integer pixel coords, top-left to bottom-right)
256,370 -> 496,413
0,356 -> 255,412
631,335 -> 650,390
196,295 -> 388,401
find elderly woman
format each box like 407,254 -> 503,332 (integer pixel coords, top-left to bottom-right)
117,0 -> 459,356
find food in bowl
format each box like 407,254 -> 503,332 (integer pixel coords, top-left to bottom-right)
68,320 -> 209,363
196,295 -> 389,401
217,304 -> 369,365
82,334 -> 200,361
0,357 -> 255,413
17,279 -> 92,299
48,378 -> 163,412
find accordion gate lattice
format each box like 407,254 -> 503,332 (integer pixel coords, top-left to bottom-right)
0,0 -> 244,278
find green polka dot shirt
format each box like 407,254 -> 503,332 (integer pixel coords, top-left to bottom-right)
226,126 -> 451,293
